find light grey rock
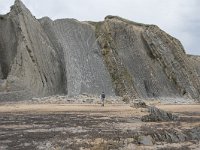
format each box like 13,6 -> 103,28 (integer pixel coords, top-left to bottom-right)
187,55 -> 200,76
0,80 -> 7,92
0,90 -> 33,102
0,0 -> 65,101
138,135 -> 154,146
39,18 -> 115,96
0,76 -> 33,101
0,0 -> 199,101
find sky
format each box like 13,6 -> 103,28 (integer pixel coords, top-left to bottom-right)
0,0 -> 199,55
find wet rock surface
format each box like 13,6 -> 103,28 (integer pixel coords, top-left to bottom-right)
0,104 -> 200,150
0,112 -> 138,150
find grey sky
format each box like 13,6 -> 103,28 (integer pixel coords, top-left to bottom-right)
0,0 -> 199,55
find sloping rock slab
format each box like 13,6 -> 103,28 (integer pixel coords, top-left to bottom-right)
141,106 -> 179,122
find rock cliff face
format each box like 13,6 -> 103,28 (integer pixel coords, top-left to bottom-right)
0,0 -> 65,101
39,18 -> 114,96
0,0 -> 199,101
91,16 -> 200,99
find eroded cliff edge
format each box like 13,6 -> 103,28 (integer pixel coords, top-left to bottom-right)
0,0 -> 199,101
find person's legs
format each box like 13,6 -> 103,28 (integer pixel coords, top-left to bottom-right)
101,98 -> 104,107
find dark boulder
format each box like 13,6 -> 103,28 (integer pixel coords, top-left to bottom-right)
142,106 -> 179,122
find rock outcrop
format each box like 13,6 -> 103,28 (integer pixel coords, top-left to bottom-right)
0,0 -> 66,101
92,16 -> 200,99
39,18 -> 114,96
0,0 -> 200,101
141,106 -> 178,122
140,126 -> 200,144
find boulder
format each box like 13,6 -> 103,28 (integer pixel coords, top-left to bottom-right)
141,106 -> 179,122
138,135 -> 154,146
131,100 -> 147,108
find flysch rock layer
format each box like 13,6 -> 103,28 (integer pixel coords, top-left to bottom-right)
91,16 -> 200,99
0,0 -> 199,101
0,0 -> 114,101
39,18 -> 114,96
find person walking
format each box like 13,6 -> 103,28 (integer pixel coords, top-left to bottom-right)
100,92 -> 105,107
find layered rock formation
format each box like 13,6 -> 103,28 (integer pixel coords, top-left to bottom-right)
0,0 -> 199,101
39,18 -> 114,96
91,16 -> 200,99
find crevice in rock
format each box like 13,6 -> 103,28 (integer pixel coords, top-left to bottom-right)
38,18 -> 68,95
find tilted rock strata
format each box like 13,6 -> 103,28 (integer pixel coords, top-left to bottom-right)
0,0 -> 199,101
188,55 -> 200,78
142,26 -> 200,99
39,18 -> 114,96
0,0 -> 114,100
141,106 -> 178,122
0,0 -> 65,101
92,16 -> 200,99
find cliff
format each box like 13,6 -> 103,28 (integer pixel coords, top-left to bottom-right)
0,0 -> 199,101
